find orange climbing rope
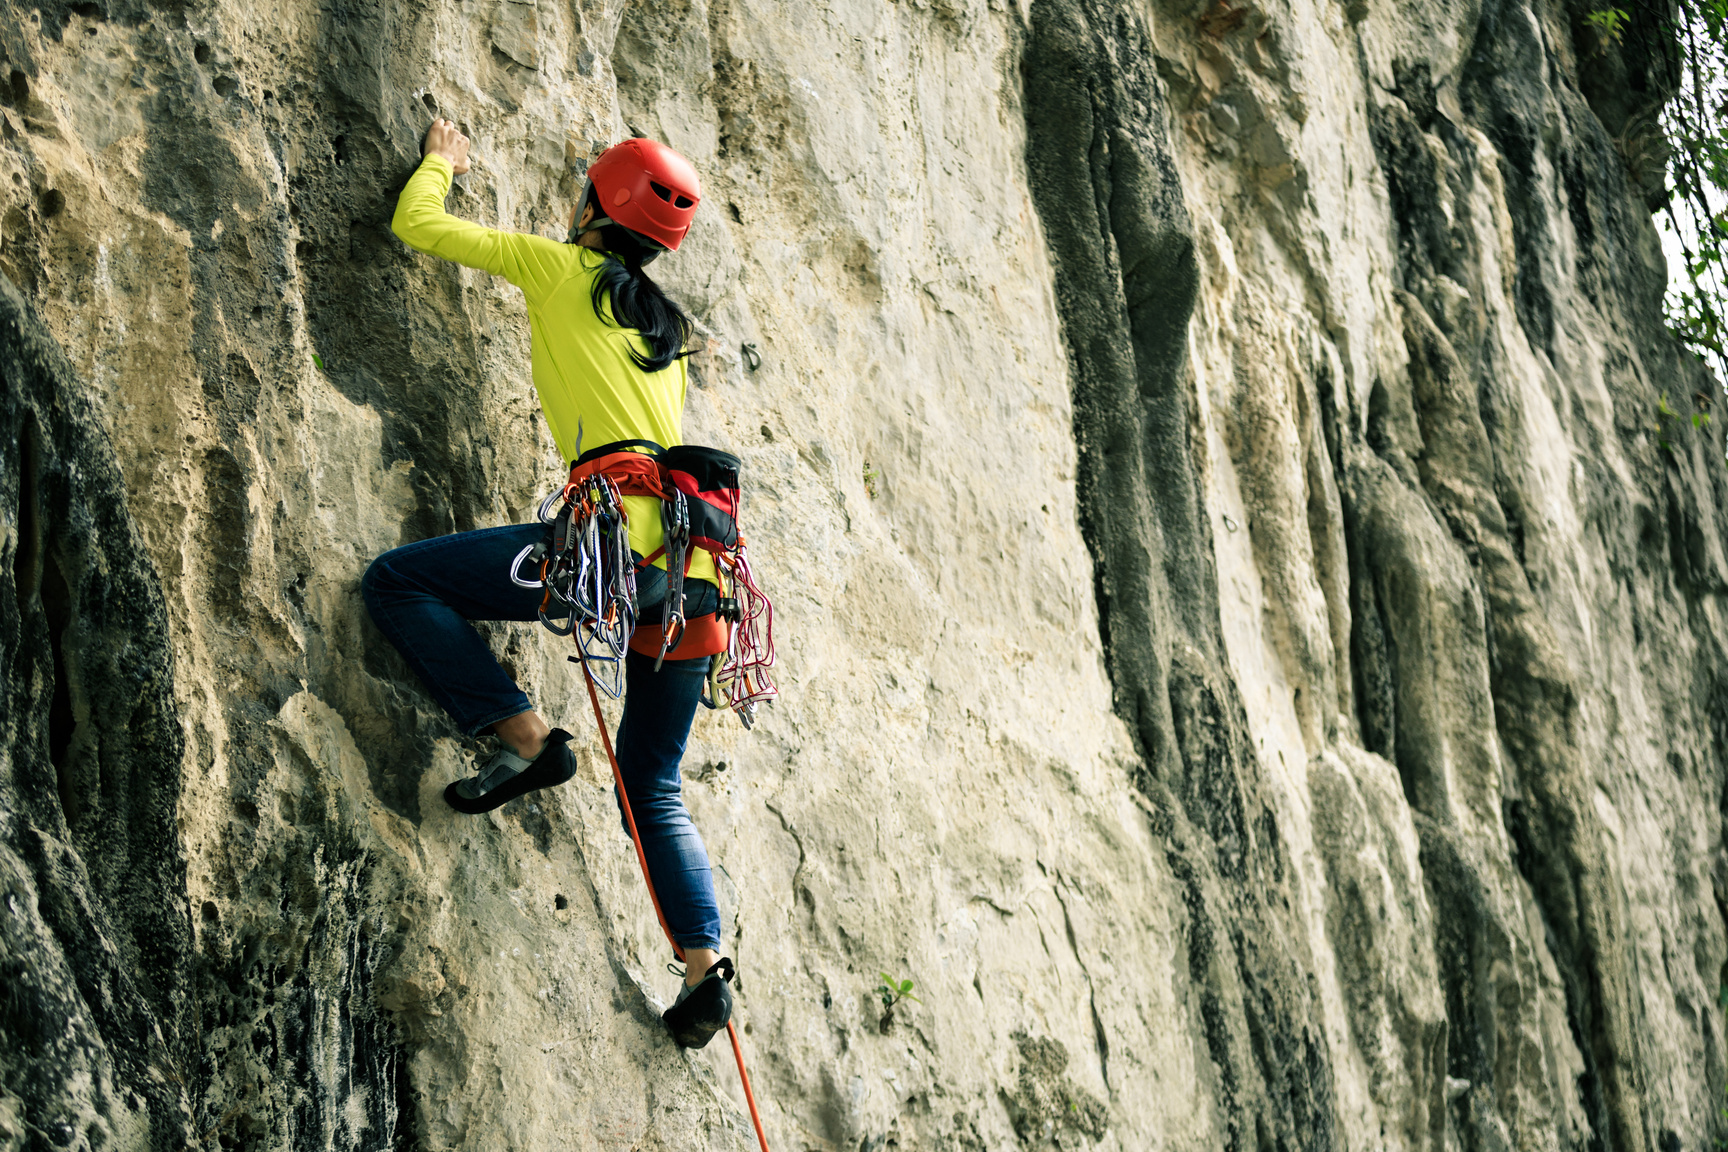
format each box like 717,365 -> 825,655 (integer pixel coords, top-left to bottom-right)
576,648 -> 772,1152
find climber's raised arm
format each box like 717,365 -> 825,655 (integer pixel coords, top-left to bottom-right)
390,118 -> 565,303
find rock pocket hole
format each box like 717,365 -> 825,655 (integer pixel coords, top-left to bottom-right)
212,75 -> 237,99
201,901 -> 220,923
193,43 -> 210,65
38,189 -> 63,218
421,92 -> 437,111
554,894 -> 568,911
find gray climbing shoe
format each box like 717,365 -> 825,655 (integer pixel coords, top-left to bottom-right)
663,957 -> 735,1049
444,728 -> 577,814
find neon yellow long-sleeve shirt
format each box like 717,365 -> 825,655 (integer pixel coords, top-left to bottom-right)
391,152 -> 715,585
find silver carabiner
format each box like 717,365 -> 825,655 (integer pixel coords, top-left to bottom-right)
508,542 -> 546,589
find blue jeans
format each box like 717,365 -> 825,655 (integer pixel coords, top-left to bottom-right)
362,523 -> 723,950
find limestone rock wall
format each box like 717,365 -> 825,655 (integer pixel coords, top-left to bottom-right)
1,0 -> 1724,1149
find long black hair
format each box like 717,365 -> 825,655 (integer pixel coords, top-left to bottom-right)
578,187 -> 694,373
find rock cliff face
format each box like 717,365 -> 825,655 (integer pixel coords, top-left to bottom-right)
2,0 -> 1725,1148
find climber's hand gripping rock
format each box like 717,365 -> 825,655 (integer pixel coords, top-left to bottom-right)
422,117 -> 471,175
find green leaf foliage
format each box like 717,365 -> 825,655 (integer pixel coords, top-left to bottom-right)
1587,7 -> 1630,45
876,972 -> 921,1010
1648,1 -> 1728,390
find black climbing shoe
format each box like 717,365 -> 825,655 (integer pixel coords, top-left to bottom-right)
663,957 -> 735,1049
444,728 -> 577,814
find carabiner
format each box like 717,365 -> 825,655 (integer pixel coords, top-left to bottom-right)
509,540 -> 548,589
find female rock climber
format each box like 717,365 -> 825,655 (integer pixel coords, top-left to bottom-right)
362,118 -> 734,1049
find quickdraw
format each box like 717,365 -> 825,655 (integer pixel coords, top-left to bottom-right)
657,486 -> 689,671
513,433 -> 777,727
512,466 -> 638,698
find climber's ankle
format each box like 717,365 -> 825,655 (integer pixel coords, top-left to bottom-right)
683,946 -> 720,987
491,710 -> 551,760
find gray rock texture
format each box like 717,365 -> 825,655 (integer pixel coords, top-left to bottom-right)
1,0 -> 1724,1148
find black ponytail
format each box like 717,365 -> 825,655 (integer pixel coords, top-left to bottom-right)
579,188 -> 694,373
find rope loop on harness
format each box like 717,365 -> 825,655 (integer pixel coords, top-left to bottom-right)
710,541 -> 777,726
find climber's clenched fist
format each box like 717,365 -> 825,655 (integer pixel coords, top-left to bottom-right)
422,118 -> 471,175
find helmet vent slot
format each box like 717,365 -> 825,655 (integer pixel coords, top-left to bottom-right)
649,180 -> 697,210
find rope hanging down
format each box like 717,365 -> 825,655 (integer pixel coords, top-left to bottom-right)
574,646 -> 772,1152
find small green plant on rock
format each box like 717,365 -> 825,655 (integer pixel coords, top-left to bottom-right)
1653,392 -> 1713,454
876,972 -> 919,1032
1585,6 -> 1629,48
862,460 -> 881,499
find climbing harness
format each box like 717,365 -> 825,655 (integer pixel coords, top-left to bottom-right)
515,435 -> 778,726
574,628 -> 773,1152
631,440 -> 777,725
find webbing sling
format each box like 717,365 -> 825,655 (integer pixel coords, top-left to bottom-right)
573,645 -> 772,1151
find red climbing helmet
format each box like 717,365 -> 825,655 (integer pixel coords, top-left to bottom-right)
583,137 -> 702,252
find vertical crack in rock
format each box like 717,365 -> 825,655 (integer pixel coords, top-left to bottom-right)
1024,2 -> 1337,1148
1351,1 -> 1728,1148
1050,874 -> 1111,1091
0,272 -> 194,1149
